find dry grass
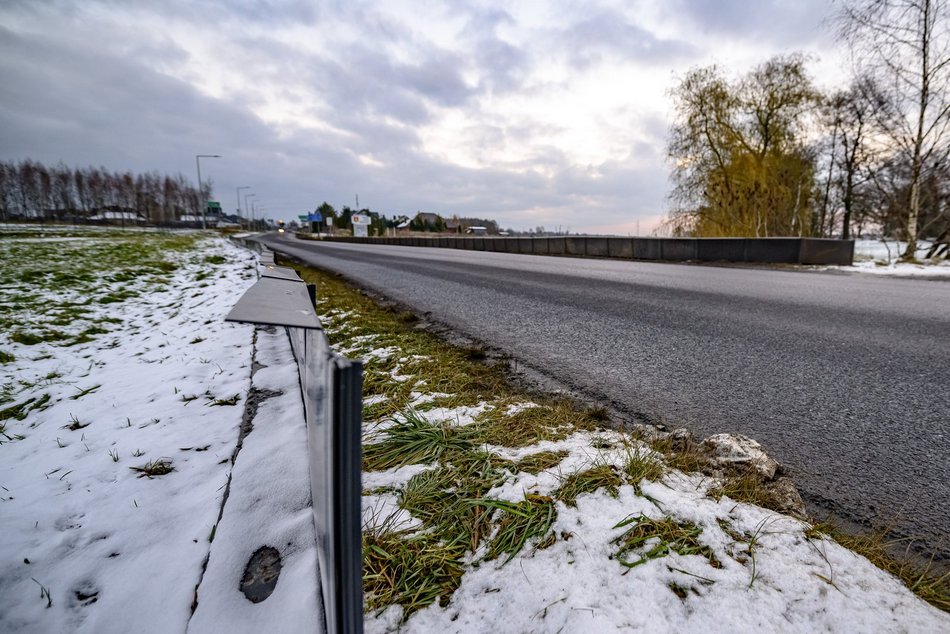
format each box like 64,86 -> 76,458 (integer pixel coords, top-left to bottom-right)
516,450 -> 569,474
129,458 -> 174,478
805,522 -> 950,613
363,531 -> 466,619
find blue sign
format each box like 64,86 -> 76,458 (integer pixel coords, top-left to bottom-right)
308,212 -> 323,222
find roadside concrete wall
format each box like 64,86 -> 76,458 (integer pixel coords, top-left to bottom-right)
313,235 -> 854,265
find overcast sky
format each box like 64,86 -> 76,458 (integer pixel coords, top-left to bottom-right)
0,0 -> 848,233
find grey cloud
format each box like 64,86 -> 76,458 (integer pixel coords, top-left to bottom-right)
667,0 -> 834,47
456,6 -> 529,94
563,9 -> 697,68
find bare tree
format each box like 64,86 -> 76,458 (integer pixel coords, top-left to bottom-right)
820,77 -> 893,238
839,0 -> 950,258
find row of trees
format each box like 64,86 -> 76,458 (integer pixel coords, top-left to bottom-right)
0,160 -> 210,224
667,0 -> 950,259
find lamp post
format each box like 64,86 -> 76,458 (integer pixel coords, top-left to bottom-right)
236,186 -> 250,223
195,154 -> 221,229
244,193 -> 256,231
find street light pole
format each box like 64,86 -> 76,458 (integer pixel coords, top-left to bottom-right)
195,154 -> 221,230
245,193 -> 256,231
236,186 -> 250,223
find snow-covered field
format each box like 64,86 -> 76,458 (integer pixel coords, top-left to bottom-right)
0,229 -> 319,632
846,239 -> 950,277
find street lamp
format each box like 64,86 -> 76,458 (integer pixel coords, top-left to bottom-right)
236,186 -> 250,222
195,154 -> 221,229
244,193 -> 256,231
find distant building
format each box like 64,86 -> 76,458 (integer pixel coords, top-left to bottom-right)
89,208 -> 146,224
465,226 -> 488,235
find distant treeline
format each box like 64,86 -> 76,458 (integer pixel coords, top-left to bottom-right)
0,159 -> 208,223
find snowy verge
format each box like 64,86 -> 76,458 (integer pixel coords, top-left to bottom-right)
188,325 -> 322,633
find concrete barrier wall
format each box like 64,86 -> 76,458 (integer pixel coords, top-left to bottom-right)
316,235 -> 853,265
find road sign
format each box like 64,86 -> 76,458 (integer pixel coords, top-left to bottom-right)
298,214 -> 308,221
351,214 -> 370,225
308,212 -> 323,222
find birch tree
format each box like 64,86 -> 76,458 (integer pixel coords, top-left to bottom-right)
839,0 -> 950,258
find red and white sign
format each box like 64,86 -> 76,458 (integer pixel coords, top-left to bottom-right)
351,214 -> 370,225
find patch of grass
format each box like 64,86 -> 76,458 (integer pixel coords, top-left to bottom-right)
555,463 -> 623,507
0,394 -> 50,421
363,531 -> 466,620
610,514 -> 719,570
516,450 -> 568,475
649,433 -> 710,474
708,467 -> 787,514
479,494 -> 558,563
189,337 -> 205,344
473,400 -> 594,448
622,444 -> 666,494
363,409 -> 475,471
10,331 -> 48,346
398,451 -> 510,552
0,350 -> 14,364
130,458 -> 174,478
204,255 -> 227,265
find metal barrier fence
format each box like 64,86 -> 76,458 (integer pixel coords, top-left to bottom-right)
227,239 -> 363,634
312,235 -> 855,265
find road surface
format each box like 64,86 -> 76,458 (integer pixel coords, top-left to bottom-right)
260,233 -> 950,561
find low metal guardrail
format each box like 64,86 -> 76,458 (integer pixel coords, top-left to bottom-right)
227,239 -> 363,634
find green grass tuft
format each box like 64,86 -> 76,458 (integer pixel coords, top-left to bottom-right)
479,494 -> 558,563
610,514 -> 720,570
555,463 -> 623,507
363,409 -> 476,471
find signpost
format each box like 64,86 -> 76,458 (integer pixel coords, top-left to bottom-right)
351,214 -> 369,238
308,211 -> 323,235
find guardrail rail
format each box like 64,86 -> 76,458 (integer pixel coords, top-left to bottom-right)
226,240 -> 363,634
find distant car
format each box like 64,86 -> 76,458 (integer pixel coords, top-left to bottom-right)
277,220 -> 286,233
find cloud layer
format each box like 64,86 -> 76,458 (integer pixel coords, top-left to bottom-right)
0,0 -> 844,233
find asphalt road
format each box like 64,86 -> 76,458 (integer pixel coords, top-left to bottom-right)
261,233 -> 950,560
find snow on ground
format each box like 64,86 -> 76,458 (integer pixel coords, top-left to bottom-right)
361,434 -> 950,633
369,479 -> 947,634
842,239 -> 950,277
0,229 -> 320,633
189,324 -> 322,634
